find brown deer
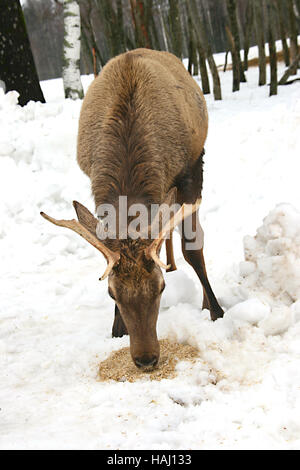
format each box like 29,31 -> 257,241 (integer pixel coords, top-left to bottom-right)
41,49 -> 224,370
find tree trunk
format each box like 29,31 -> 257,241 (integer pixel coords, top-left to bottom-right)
0,0 -> 45,106
189,0 -> 222,100
275,0 -> 290,66
62,0 -> 83,99
185,1 -> 210,93
266,0 -> 278,96
253,0 -> 267,86
243,0 -> 254,71
130,0 -> 152,49
185,3 -> 198,76
224,50 -> 229,72
79,0 -> 105,74
149,3 -> 161,50
198,46 -> 210,94
278,52 -> 300,84
295,0 -> 300,20
97,0 -> 123,58
168,0 -> 183,59
226,0 -> 247,82
225,25 -> 240,91
116,0 -> 126,53
157,3 -> 169,51
287,0 -> 299,74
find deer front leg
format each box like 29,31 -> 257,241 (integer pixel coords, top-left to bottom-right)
166,231 -> 177,272
181,211 -> 224,321
112,304 -> 128,337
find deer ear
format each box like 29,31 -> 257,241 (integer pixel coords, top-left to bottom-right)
73,201 -> 98,236
41,201 -> 120,280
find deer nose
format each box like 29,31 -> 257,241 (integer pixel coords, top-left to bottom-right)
134,354 -> 159,369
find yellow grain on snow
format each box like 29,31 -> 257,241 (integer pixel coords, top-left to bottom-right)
98,339 -> 199,383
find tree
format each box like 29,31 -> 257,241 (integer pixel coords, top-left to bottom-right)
243,0 -> 254,71
0,0 -> 45,106
225,25 -> 240,91
95,0 -> 127,60
253,0 -> 267,86
79,0 -> 106,74
266,0 -> 277,96
287,0 -> 299,74
130,0 -> 152,49
226,0 -> 247,84
275,0 -> 290,66
189,0 -> 222,100
278,52 -> 300,84
62,0 -> 83,99
185,1 -> 210,94
23,0 -> 64,80
168,0 -> 183,59
184,2 -> 198,76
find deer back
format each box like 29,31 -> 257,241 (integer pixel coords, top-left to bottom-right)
77,48 -> 208,208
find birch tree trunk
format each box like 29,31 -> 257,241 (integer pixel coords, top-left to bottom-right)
62,0 -> 84,100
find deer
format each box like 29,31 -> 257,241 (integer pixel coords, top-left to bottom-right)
41,48 -> 224,370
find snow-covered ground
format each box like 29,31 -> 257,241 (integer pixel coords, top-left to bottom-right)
1,48 -> 300,450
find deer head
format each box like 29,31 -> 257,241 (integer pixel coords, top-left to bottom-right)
40,189 -> 201,369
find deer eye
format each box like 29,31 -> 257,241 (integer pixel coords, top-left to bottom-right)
108,288 -> 116,300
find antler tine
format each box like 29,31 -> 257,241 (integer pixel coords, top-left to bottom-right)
145,198 -> 202,269
40,211 -> 120,279
150,251 -> 171,271
99,258 -> 119,281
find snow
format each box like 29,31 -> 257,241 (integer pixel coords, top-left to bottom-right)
0,49 -> 300,450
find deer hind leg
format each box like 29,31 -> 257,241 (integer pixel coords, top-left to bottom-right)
166,231 -> 177,272
181,211 -> 224,321
112,304 -> 128,337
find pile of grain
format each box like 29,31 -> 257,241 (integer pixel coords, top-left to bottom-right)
98,339 -> 199,382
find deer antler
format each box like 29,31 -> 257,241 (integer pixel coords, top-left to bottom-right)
40,203 -> 120,280
145,198 -> 202,270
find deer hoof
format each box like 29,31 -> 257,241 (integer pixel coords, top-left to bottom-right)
210,305 -> 224,321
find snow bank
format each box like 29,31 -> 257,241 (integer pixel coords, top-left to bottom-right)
214,204 -> 300,337
243,204 -> 300,307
